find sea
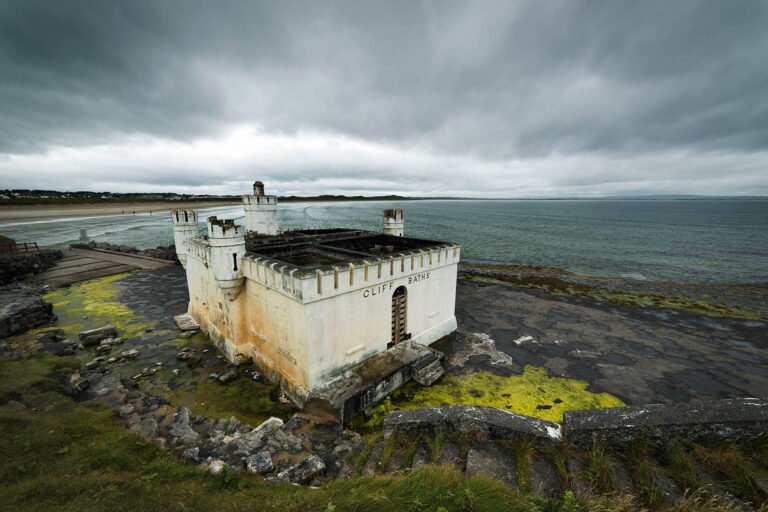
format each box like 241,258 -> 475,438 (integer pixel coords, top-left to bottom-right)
1,200 -> 766,284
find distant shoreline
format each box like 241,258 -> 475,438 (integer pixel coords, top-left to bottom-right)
0,201 -> 241,222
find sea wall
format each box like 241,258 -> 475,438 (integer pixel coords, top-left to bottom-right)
384,399 -> 768,447
0,249 -> 62,284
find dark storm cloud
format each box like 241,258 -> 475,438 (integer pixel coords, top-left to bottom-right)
0,0 -> 767,195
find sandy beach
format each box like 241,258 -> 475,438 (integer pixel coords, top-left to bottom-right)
0,201 -> 241,222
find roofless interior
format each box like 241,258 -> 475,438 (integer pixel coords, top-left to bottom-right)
246,230 -> 447,270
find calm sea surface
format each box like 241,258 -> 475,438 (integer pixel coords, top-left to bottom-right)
2,200 -> 766,284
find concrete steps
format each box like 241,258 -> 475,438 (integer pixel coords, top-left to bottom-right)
350,434 -> 768,509
30,247 -> 173,287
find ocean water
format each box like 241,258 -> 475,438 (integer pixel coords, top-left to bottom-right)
2,200 -> 766,284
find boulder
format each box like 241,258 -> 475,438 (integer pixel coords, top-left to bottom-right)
173,313 -> 200,332
168,407 -> 200,446
245,451 -> 274,474
129,417 -> 159,441
276,455 -> 326,485
121,349 -> 139,359
79,325 -> 118,346
217,370 -> 238,384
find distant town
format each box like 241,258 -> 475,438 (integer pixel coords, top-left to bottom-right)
0,189 -> 411,205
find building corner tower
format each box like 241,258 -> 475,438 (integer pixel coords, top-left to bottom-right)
243,180 -> 279,236
170,209 -> 199,268
207,216 -> 246,301
383,209 -> 404,236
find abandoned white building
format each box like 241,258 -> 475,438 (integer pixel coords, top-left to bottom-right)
171,182 -> 461,420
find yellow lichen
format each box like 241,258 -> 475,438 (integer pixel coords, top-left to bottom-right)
351,365 -> 625,429
40,272 -> 155,340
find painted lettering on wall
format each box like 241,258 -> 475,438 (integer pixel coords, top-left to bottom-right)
362,272 -> 430,298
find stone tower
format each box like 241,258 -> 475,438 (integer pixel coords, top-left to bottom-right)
243,180 -> 279,236
170,209 -> 199,268
383,209 -> 404,237
206,216 -> 246,301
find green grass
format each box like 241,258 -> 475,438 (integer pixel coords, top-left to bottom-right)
692,444 -> 768,506
660,443 -> 703,495
1,354 -> 766,512
583,445 -> 614,494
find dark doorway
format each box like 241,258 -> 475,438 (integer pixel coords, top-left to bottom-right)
391,286 -> 408,346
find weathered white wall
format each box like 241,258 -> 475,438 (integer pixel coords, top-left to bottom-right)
243,195 -> 279,235
303,261 -> 458,387
184,237 -> 461,402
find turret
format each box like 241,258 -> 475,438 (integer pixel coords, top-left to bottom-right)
243,180 -> 279,235
171,209 -> 199,268
383,209 -> 404,237
207,216 -> 246,301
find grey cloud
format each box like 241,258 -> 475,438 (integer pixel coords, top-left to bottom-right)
0,0 -> 767,195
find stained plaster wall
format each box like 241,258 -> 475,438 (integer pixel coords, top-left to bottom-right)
184,240 -> 460,403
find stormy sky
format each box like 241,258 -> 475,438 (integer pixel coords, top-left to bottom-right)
1,1 -> 767,197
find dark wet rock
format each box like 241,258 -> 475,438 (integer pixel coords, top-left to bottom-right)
284,414 -> 310,432
0,249 -> 62,286
79,325 -> 118,346
246,451 -> 274,474
181,447 -> 200,463
439,441 -> 461,466
332,431 -> 364,461
168,407 -> 200,446
361,441 -> 383,475
117,404 -> 135,418
647,457 -> 683,504
277,455 -> 325,484
465,444 -> 518,488
65,373 -> 90,396
176,351 -> 201,366
96,345 -> 112,355
130,417 -> 159,441
217,370 -> 238,385
529,457 -> 562,499
606,453 -> 633,491
87,372 -> 123,399
565,458 -> 588,492
226,416 -> 242,434
0,294 -> 56,338
411,444 -> 431,468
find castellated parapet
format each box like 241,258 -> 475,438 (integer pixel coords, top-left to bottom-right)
206,216 -> 246,301
243,180 -> 279,235
383,209 -> 404,237
170,209 -> 199,268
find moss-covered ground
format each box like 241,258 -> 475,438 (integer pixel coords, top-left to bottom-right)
350,366 -> 625,430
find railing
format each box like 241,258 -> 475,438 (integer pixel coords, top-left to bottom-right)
0,241 -> 40,254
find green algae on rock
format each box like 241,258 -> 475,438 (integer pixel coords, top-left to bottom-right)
462,271 -> 766,322
350,365 -> 625,430
42,272 -> 156,340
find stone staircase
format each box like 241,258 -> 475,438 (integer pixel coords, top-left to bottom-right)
348,432 -> 768,510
